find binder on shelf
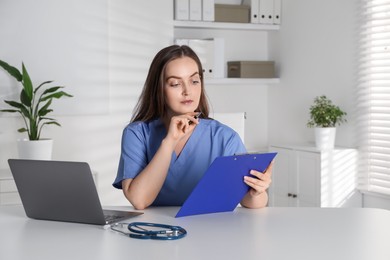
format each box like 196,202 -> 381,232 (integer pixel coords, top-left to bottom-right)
273,0 -> 281,24
188,39 -> 215,79
175,0 -> 189,21
202,0 -> 215,22
189,0 -> 202,21
259,0 -> 274,24
212,38 -> 224,79
175,38 -> 225,79
243,0 -> 260,24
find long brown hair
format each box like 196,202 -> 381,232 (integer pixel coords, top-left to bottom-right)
131,45 -> 210,122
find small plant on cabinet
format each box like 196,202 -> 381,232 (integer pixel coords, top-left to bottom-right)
307,95 -> 347,128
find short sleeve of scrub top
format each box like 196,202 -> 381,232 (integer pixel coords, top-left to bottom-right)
113,118 -> 246,206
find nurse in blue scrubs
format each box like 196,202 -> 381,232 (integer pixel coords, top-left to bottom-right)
113,45 -> 273,210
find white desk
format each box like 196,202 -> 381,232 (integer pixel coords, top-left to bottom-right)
1,206 -> 389,260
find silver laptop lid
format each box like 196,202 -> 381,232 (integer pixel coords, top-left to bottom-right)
8,159 -> 141,225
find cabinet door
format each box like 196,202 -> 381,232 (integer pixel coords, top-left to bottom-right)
269,147 -> 294,206
295,151 -> 320,207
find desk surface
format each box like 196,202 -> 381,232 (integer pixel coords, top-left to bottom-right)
1,206 -> 390,260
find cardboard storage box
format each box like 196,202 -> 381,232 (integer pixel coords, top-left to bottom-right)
228,61 -> 276,78
215,4 -> 250,23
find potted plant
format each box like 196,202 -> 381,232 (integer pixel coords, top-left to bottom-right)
0,60 -> 72,159
307,95 -> 347,150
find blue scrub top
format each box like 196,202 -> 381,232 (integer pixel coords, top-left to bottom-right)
113,118 -> 246,206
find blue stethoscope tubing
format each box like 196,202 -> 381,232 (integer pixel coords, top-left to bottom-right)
126,222 -> 187,240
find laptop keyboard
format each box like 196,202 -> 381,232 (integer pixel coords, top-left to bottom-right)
104,214 -> 124,223
103,209 -> 143,224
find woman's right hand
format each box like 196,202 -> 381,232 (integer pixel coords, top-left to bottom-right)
165,113 -> 200,144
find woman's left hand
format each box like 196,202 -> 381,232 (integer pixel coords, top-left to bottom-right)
244,161 -> 273,196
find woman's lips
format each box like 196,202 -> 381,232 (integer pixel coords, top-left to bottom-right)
181,100 -> 193,105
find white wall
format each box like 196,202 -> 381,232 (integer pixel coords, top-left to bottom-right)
268,0 -> 389,210
0,0 -> 110,115
0,0 -> 173,206
268,0 -> 357,148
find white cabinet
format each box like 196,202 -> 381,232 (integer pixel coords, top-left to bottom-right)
268,144 -> 360,207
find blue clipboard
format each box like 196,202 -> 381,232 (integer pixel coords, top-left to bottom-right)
175,152 -> 277,218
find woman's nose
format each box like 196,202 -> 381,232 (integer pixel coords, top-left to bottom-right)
182,82 -> 190,96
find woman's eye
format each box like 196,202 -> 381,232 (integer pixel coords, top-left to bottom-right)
169,82 -> 181,87
191,79 -> 200,85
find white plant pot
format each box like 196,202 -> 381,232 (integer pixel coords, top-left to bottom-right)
17,139 -> 53,160
314,127 -> 336,150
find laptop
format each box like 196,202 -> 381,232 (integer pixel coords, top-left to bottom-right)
8,159 -> 143,225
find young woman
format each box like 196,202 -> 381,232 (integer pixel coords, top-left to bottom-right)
113,45 -> 273,210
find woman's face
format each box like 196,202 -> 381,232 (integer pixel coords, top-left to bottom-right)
164,56 -> 202,117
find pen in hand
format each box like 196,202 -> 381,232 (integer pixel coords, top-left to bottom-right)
188,112 -> 202,125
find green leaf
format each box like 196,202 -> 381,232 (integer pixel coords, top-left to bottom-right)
20,89 -> 32,107
5,99 -> 31,118
42,86 -> 62,95
21,63 -> 33,101
44,121 -> 61,127
17,128 -> 28,133
4,100 -> 24,109
40,91 -> 73,102
0,109 -> 20,113
3,100 -> 30,120
39,117 -> 55,121
19,106 -> 31,119
0,60 -> 22,82
38,99 -> 52,117
35,80 -> 53,94
38,109 -> 53,117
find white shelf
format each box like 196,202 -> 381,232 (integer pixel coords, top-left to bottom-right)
205,78 -> 280,85
173,20 -> 280,31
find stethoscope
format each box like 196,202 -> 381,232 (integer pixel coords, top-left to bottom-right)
110,222 -> 187,240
